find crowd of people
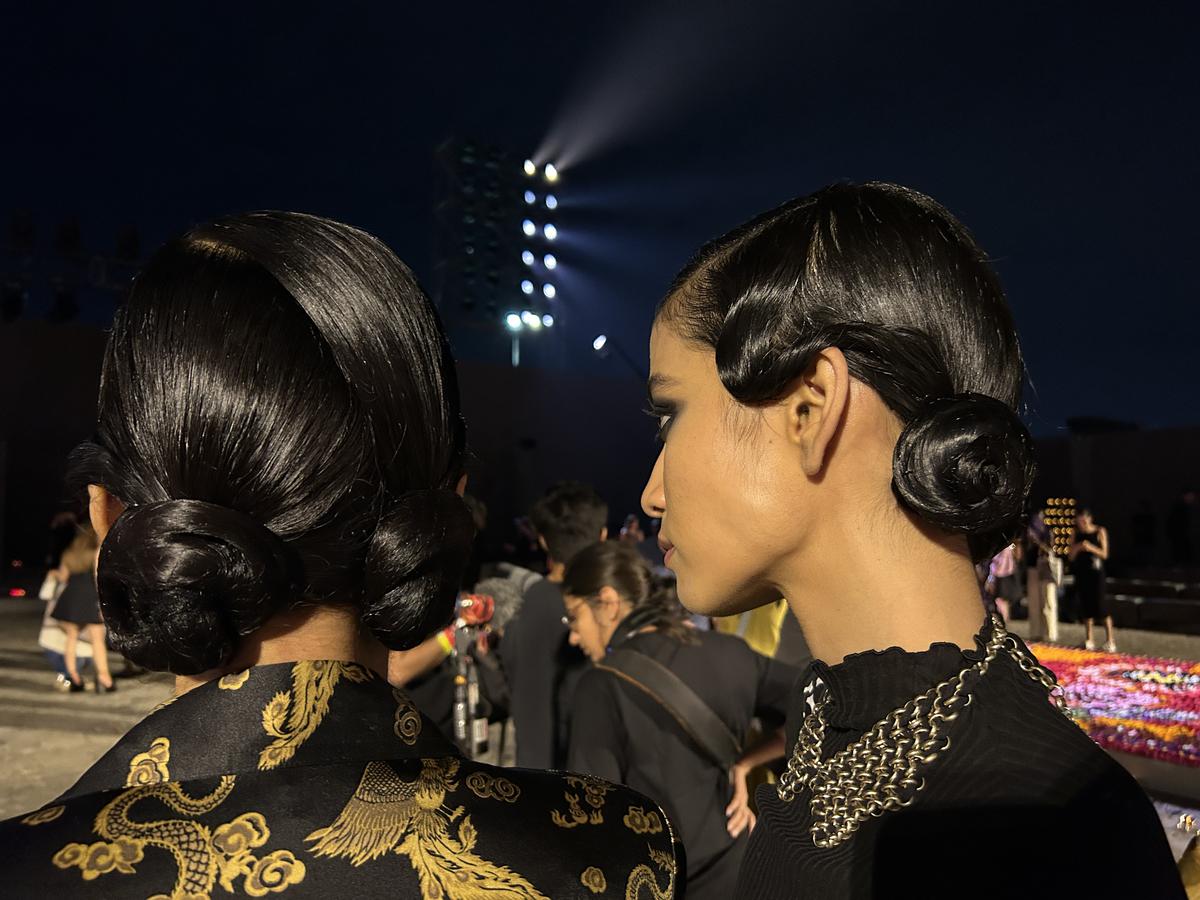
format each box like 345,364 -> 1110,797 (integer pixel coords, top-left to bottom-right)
5,188 -> 1189,898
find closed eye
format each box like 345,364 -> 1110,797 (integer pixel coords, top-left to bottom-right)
643,403 -> 675,442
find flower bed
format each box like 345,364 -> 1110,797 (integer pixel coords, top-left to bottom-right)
1031,643 -> 1200,768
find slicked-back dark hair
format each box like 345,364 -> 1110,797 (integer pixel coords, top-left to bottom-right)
660,182 -> 1035,561
71,211 -> 475,674
529,481 -> 609,566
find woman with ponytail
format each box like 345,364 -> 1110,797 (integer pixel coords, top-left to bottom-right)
642,183 -> 1183,898
564,541 -> 797,900
2,212 -> 677,899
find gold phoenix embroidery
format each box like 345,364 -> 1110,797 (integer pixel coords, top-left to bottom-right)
625,845 -> 676,900
465,771 -> 521,803
53,738 -> 305,897
393,689 -> 422,746
126,736 -> 172,786
307,758 -> 547,899
259,660 -> 372,769
622,806 -> 663,835
550,775 -> 615,829
21,805 -> 64,826
581,865 -> 608,894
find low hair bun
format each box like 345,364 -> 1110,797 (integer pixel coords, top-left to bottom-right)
97,500 -> 302,675
362,489 -> 476,650
892,393 -> 1036,562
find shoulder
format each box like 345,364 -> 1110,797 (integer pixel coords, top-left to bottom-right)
2,758 -> 682,899
449,759 -> 682,897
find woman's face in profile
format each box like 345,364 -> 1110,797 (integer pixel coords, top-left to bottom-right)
641,323 -> 805,617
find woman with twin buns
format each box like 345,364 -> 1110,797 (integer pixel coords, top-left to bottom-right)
1,211 -> 678,899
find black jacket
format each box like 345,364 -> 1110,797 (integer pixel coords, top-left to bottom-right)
0,659 -> 681,899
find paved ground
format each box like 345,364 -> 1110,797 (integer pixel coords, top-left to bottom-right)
0,595 -> 1196,860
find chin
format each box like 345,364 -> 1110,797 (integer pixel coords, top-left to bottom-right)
675,571 -> 775,618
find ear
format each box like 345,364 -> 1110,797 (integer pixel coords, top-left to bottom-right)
455,473 -> 469,497
87,484 -> 126,543
599,526 -> 609,542
783,347 -> 850,477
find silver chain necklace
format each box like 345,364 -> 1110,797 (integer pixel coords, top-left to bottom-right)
776,616 -> 1075,848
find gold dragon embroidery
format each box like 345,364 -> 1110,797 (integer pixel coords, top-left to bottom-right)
550,775 -> 615,829
625,845 -> 676,900
52,737 -> 305,898
259,660 -> 373,769
307,758 -> 547,899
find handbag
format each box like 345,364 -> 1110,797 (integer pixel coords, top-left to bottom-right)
597,648 -> 742,769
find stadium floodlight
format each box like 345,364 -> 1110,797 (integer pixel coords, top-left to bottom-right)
543,223 -> 557,241
524,190 -> 536,204
522,250 -> 535,266
506,313 -> 522,331
523,159 -> 536,176
542,314 -> 555,327
593,335 -> 608,352
545,194 -> 558,210
522,219 -> 536,236
542,283 -> 556,299
520,280 -> 534,295
543,253 -> 557,270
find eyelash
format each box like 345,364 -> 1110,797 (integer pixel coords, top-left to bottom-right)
643,405 -> 675,442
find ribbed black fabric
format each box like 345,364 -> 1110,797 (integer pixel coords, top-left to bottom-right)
736,622 -> 1186,899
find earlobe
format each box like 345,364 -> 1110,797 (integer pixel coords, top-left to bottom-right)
787,348 -> 850,477
87,484 -> 126,543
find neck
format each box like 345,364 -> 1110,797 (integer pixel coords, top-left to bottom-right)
174,603 -> 387,695
780,509 -> 985,665
546,561 -> 566,583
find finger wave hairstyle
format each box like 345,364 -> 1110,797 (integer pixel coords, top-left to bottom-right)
71,212 -> 476,674
660,182 -> 1035,561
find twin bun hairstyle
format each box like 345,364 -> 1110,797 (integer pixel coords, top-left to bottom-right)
73,212 -> 475,675
664,182 -> 1036,560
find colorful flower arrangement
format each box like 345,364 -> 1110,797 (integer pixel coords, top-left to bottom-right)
1031,643 -> 1200,768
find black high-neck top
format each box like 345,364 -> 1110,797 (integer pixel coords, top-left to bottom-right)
736,622 -> 1185,899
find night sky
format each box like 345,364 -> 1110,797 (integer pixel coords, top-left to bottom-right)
4,1 -> 1196,435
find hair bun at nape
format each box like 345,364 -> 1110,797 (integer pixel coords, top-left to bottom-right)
891,393 -> 1036,561
96,499 -> 302,675
361,489 -> 477,650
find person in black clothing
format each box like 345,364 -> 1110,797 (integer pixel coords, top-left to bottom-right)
0,212 -> 679,899
639,183 -> 1184,898
500,481 -> 607,768
1071,507 -> 1115,652
564,541 -> 797,900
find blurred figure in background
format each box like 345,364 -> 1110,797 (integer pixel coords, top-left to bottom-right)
500,480 -> 607,768
1072,507 -> 1114,652
47,524 -> 111,692
987,541 -> 1020,623
564,541 -> 796,900
1025,510 -> 1060,642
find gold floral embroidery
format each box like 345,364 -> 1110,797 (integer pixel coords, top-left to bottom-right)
550,775 -> 615,829
581,865 -> 608,894
259,660 -> 372,770
393,689 -> 422,746
219,670 -> 251,691
622,806 -> 663,835
21,805 -> 64,826
126,736 -> 172,786
307,758 -> 547,898
52,777 -> 304,898
465,770 -> 520,803
625,845 -> 676,900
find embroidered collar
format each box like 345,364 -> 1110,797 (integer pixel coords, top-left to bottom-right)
59,659 -> 457,800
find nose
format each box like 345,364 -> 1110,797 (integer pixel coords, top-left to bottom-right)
641,448 -> 666,520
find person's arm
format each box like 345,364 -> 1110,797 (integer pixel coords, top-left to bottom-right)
566,671 -> 625,783
1095,527 -> 1110,561
726,727 -> 786,838
388,627 -> 454,687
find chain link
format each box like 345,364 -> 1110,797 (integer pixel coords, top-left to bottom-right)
776,616 -> 1076,848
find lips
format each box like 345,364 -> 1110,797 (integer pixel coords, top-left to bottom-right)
658,536 -> 676,565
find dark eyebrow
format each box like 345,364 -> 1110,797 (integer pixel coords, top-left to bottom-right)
646,373 -> 679,403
